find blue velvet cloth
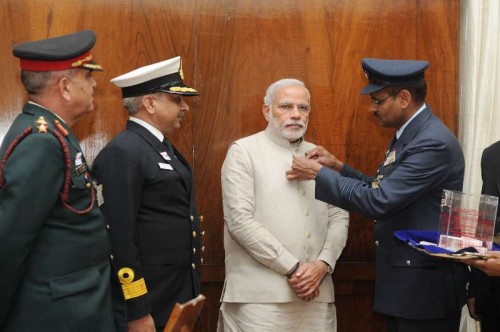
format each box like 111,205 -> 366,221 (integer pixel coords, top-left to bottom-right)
394,230 -> 500,254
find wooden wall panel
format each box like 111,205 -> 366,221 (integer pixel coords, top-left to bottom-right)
0,1 -> 459,331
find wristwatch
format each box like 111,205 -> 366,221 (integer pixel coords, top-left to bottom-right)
322,261 -> 334,275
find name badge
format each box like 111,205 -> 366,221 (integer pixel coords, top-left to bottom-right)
75,152 -> 83,166
158,163 -> 173,170
160,151 -> 171,161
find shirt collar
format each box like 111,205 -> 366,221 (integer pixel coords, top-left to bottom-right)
28,101 -> 66,124
396,103 -> 426,139
129,116 -> 164,142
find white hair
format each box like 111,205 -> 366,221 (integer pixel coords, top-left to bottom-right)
263,78 -> 310,106
122,96 -> 143,115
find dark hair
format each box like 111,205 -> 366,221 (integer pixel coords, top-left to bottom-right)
387,80 -> 427,104
20,69 -> 74,95
21,70 -> 53,95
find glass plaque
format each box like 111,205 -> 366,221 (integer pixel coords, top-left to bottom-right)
438,190 -> 498,253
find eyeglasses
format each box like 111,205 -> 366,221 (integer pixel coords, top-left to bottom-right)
275,102 -> 311,114
371,95 -> 391,106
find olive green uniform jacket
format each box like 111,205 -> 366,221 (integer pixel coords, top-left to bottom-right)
0,103 -> 126,332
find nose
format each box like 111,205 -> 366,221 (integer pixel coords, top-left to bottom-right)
180,98 -> 190,112
91,75 -> 97,88
289,106 -> 301,118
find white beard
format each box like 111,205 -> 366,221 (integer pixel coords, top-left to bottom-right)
268,114 -> 307,142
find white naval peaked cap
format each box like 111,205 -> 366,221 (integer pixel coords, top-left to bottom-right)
111,56 -> 198,98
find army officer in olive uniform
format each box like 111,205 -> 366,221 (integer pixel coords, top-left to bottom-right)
0,31 -> 126,331
92,56 -> 203,332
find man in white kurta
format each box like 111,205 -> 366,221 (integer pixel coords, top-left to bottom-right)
218,78 -> 349,331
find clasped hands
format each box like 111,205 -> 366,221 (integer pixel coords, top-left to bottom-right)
286,146 -> 343,181
287,260 -> 329,301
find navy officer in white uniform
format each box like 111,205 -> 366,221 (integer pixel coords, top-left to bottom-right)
92,56 -> 203,332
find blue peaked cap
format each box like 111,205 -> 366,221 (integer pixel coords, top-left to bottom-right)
361,58 -> 429,95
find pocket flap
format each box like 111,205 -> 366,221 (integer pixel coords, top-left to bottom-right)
50,267 -> 100,300
391,245 -> 437,267
71,173 -> 89,189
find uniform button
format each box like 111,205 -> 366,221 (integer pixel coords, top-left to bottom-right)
300,190 -> 305,196
201,231 -> 205,237
192,231 -> 197,238
406,260 -> 411,266
193,248 -> 197,254
199,215 -> 204,222
375,241 -> 379,246
106,224 -> 110,230
190,215 -> 194,222
304,210 -> 309,216
192,263 -> 196,270
305,232 -> 311,238
86,182 -> 91,188
201,258 -> 204,264
110,255 -> 114,260
202,246 -> 205,252
305,254 -> 310,260
374,219 -> 377,224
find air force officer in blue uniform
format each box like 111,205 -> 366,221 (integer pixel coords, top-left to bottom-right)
287,59 -> 468,331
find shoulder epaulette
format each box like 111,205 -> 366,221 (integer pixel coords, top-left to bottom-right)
0,116 -> 95,214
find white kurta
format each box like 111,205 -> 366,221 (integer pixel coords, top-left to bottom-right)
220,127 -> 349,304
218,302 -> 337,332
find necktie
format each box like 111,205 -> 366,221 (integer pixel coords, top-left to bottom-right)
162,139 -> 175,158
161,138 -> 191,191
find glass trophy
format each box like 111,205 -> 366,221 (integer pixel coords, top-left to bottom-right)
438,189 -> 498,253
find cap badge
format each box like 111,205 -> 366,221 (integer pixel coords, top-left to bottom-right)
72,54 -> 92,68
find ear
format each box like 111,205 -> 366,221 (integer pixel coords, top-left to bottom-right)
399,89 -> 412,108
262,104 -> 271,122
58,77 -> 72,101
142,95 -> 156,114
